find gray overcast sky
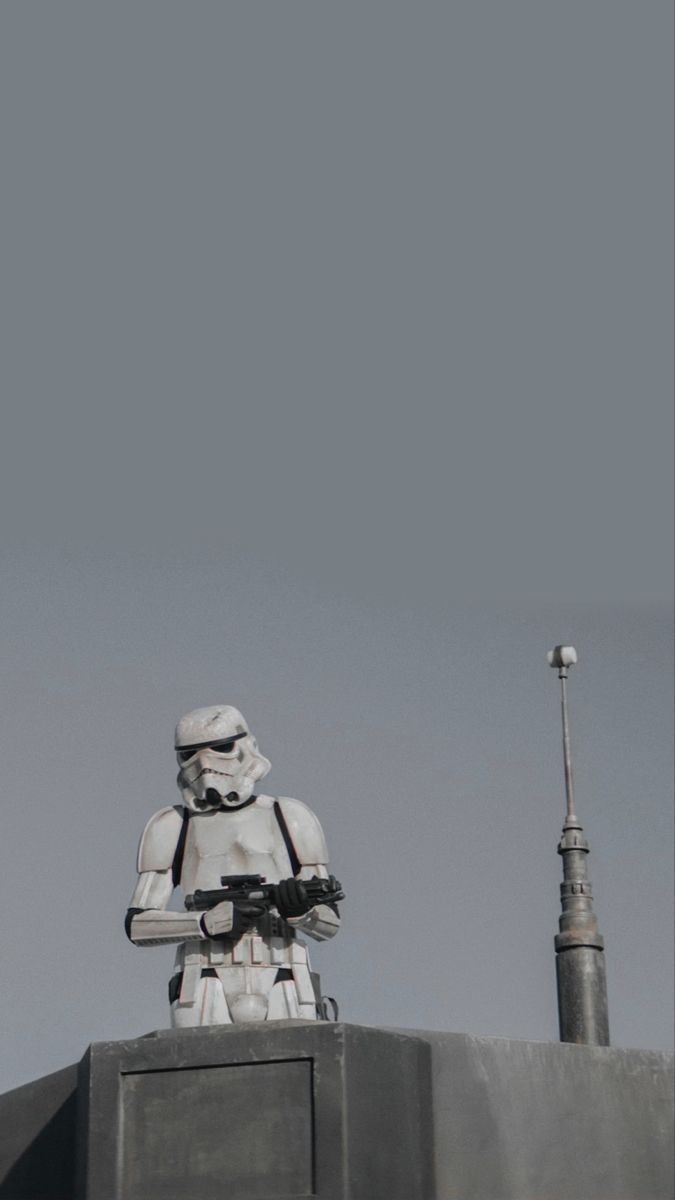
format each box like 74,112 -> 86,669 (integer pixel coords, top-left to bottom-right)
0,4 -> 672,1092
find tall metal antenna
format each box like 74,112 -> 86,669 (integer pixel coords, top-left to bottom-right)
547,645 -> 610,1046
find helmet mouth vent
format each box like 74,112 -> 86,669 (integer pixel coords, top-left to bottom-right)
198,787 -> 240,809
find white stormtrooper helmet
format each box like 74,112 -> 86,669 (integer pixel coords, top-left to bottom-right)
175,705 -> 271,812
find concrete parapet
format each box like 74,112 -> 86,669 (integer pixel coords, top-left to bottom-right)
399,1027 -> 674,1200
0,1023 -> 672,1199
0,1064 -> 77,1199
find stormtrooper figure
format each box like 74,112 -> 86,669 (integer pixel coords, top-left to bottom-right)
126,706 -> 341,1025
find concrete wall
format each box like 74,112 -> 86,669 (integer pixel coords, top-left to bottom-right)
0,1023 -> 672,1200
397,1028 -> 674,1200
0,1064 -> 77,1199
76,1022 -> 433,1200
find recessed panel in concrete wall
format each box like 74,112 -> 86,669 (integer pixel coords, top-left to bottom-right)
77,1022 -> 433,1200
120,1059 -> 313,1200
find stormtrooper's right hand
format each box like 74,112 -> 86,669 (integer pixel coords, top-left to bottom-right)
199,900 -> 265,941
199,900 -> 234,939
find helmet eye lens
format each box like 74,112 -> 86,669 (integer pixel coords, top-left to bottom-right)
177,739 -> 237,762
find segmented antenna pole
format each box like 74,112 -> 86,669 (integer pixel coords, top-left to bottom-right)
560,670 -> 575,821
547,646 -> 609,1046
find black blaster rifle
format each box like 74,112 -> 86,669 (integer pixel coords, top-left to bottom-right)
185,873 -> 345,914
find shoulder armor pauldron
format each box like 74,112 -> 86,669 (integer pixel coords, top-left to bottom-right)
137,806 -> 185,873
275,796 -> 329,866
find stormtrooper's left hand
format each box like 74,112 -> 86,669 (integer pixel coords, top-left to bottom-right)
273,878 -> 313,919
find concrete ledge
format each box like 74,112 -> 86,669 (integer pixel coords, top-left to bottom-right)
0,1024 -> 672,1199
77,1021 -> 433,1200
394,1028 -> 674,1200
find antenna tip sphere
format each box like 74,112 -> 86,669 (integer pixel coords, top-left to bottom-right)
547,645 -> 578,669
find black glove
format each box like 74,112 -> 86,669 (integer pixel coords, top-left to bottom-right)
273,877 -> 312,919
231,901 -> 267,938
199,900 -> 265,941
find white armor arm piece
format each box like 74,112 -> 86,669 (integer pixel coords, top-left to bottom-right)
277,797 -> 341,942
127,869 -> 206,946
126,806 -> 208,946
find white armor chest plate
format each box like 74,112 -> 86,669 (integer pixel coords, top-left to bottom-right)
179,798 -> 292,895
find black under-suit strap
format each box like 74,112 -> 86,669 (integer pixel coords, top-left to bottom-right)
172,807 -> 190,887
274,801 -> 302,878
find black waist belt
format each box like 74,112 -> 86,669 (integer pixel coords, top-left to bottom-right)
168,967 -> 293,1006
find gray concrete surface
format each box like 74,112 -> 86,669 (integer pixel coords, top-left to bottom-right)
0,1064 -> 77,1199
0,1023 -> 672,1199
77,1021 -> 433,1200
394,1028 -> 674,1200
